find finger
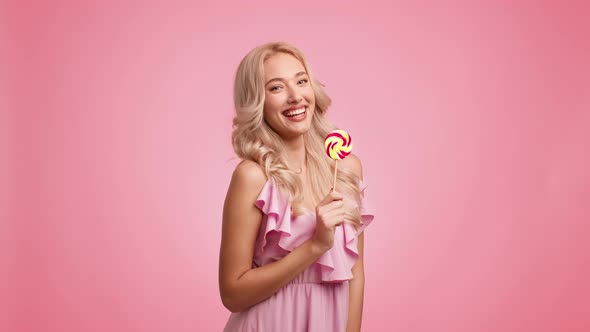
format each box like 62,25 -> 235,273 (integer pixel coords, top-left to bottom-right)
327,219 -> 345,228
318,191 -> 344,206
323,210 -> 346,227
331,215 -> 348,227
322,200 -> 344,212
317,209 -> 343,223
316,201 -> 339,216
322,208 -> 343,219
317,208 -> 341,224
337,217 -> 357,227
329,190 -> 344,200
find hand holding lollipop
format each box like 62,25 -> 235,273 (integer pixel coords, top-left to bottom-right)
324,129 -> 352,191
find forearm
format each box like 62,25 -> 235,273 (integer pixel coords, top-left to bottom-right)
223,239 -> 325,312
346,274 -> 365,332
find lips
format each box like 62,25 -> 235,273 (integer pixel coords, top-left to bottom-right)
282,106 -> 307,117
283,105 -> 307,112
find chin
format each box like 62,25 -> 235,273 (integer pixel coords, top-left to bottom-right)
282,126 -> 311,139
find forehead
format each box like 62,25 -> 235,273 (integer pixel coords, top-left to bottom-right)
263,53 -> 306,80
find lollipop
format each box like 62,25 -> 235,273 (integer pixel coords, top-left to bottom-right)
324,129 -> 353,190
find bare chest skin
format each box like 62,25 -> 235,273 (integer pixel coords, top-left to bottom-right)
298,170 -> 320,212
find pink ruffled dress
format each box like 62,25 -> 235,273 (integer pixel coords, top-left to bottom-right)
223,178 -> 374,332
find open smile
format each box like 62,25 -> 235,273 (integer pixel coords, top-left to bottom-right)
282,106 -> 307,121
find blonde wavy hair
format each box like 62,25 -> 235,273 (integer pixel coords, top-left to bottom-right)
232,41 -> 363,227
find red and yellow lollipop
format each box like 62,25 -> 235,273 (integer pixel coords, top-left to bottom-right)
324,129 -> 353,190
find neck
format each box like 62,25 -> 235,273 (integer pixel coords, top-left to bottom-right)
282,135 -> 306,171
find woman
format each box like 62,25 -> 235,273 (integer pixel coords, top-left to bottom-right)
219,41 -> 374,331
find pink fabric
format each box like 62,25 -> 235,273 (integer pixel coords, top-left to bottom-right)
223,178 -> 374,332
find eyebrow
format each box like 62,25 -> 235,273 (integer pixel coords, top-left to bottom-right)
265,71 -> 308,86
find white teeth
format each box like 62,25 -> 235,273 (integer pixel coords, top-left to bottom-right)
285,107 -> 306,117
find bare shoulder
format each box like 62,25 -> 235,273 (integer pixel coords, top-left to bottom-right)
221,159 -> 267,240
340,153 -> 363,180
231,159 -> 267,189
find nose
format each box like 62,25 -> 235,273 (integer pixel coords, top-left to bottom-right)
287,85 -> 302,104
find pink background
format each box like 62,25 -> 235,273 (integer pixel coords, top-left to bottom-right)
4,1 -> 590,331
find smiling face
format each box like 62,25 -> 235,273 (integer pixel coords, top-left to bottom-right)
263,52 -> 316,140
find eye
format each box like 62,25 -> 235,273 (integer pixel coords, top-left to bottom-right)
298,79 -> 309,85
270,85 -> 282,92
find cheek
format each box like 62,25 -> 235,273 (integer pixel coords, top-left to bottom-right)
262,97 -> 273,115
264,94 -> 280,111
264,98 -> 282,115
263,97 -> 282,123
304,88 -> 316,103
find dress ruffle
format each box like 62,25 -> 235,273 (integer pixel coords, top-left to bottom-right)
255,178 -> 374,282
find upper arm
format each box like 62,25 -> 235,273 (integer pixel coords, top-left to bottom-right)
219,160 -> 267,293
341,153 -> 365,197
352,232 -> 365,278
340,153 -> 366,276
340,153 -> 363,183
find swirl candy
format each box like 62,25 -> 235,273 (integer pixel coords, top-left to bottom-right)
324,129 -> 353,160
324,129 -> 353,192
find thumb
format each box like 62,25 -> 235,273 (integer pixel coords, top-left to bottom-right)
319,188 -> 343,206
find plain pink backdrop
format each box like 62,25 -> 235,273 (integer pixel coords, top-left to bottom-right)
4,1 -> 590,331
